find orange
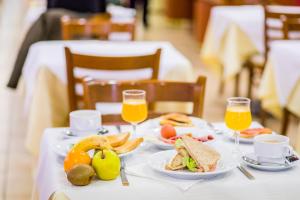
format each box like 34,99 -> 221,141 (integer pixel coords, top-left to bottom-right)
64,150 -> 91,172
161,124 -> 176,139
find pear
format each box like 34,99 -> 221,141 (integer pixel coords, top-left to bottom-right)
92,150 -> 120,180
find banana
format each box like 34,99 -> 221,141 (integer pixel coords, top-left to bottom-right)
72,135 -> 112,152
106,132 -> 130,147
113,137 -> 144,154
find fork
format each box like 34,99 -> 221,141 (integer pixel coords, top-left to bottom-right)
207,122 -> 223,134
120,158 -> 129,186
116,125 -> 121,133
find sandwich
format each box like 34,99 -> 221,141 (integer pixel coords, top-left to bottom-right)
160,113 -> 193,127
166,135 -> 220,172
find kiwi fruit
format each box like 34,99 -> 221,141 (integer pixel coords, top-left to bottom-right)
67,164 -> 95,186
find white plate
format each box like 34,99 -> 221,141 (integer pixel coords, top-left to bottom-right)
53,137 -> 141,158
144,127 -> 216,150
242,153 -> 299,171
148,147 -> 236,180
219,122 -> 273,144
140,117 -> 213,149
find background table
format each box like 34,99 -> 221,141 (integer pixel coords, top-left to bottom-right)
201,5 -> 263,79
258,40 -> 300,119
200,5 -> 300,79
34,125 -> 300,200
22,40 -> 194,156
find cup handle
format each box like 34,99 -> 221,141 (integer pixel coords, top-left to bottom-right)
283,145 -> 293,157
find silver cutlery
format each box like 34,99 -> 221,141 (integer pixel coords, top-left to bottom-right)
207,122 -> 223,134
120,158 -> 129,186
242,156 -> 289,167
116,125 -> 121,133
98,127 -> 109,135
237,164 -> 255,180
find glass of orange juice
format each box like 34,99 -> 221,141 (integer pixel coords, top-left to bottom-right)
122,90 -> 148,137
225,97 -> 252,155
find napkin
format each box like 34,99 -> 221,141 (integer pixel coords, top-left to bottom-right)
126,163 -> 203,191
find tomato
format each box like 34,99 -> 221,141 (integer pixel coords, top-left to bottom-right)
64,150 -> 91,172
160,124 -> 176,139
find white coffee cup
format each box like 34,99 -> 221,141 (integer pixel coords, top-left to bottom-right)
69,110 -> 101,136
254,134 -> 293,162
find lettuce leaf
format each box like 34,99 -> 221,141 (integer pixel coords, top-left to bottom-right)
175,139 -> 184,148
182,157 -> 197,172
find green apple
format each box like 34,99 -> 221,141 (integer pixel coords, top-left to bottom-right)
92,149 -> 120,180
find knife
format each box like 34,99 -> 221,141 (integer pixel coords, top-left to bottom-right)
120,159 -> 129,186
237,164 -> 255,180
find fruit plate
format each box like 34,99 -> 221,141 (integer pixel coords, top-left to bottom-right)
53,138 -> 140,158
144,127 -> 216,150
148,147 -> 236,180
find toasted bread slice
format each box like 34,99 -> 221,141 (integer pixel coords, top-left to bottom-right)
166,153 -> 186,170
160,113 -> 193,127
181,135 -> 220,172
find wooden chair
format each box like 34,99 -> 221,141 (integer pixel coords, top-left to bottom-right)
65,47 -> 161,112
243,6 -> 300,99
61,14 -> 136,40
82,76 -> 207,124
282,16 -> 300,39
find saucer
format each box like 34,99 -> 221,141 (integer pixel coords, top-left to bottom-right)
241,152 -> 299,171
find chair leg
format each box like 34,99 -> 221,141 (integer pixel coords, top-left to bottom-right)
234,73 -> 240,97
260,107 -> 267,127
247,65 -> 254,99
219,79 -> 225,95
281,108 -> 290,136
219,66 -> 225,95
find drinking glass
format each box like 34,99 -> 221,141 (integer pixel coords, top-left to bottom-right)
121,90 -> 148,137
225,97 -> 252,155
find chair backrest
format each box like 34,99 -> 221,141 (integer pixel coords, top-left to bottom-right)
264,6 -> 300,60
282,16 -> 300,39
65,47 -> 161,111
82,76 -> 207,124
61,14 -> 136,40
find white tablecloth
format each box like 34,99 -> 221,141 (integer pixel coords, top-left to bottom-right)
201,5 -> 300,79
35,124 -> 300,200
22,40 -> 193,112
210,5 -> 264,53
258,40 -> 300,119
260,40 -> 300,106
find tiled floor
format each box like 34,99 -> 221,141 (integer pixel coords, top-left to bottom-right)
0,0 -> 298,199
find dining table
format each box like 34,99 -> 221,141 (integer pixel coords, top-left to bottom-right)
258,40 -> 300,119
200,5 -> 300,79
33,122 -> 300,200
22,40 -> 195,156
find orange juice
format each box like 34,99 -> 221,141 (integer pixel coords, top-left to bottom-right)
121,99 -> 148,123
225,106 -> 252,131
